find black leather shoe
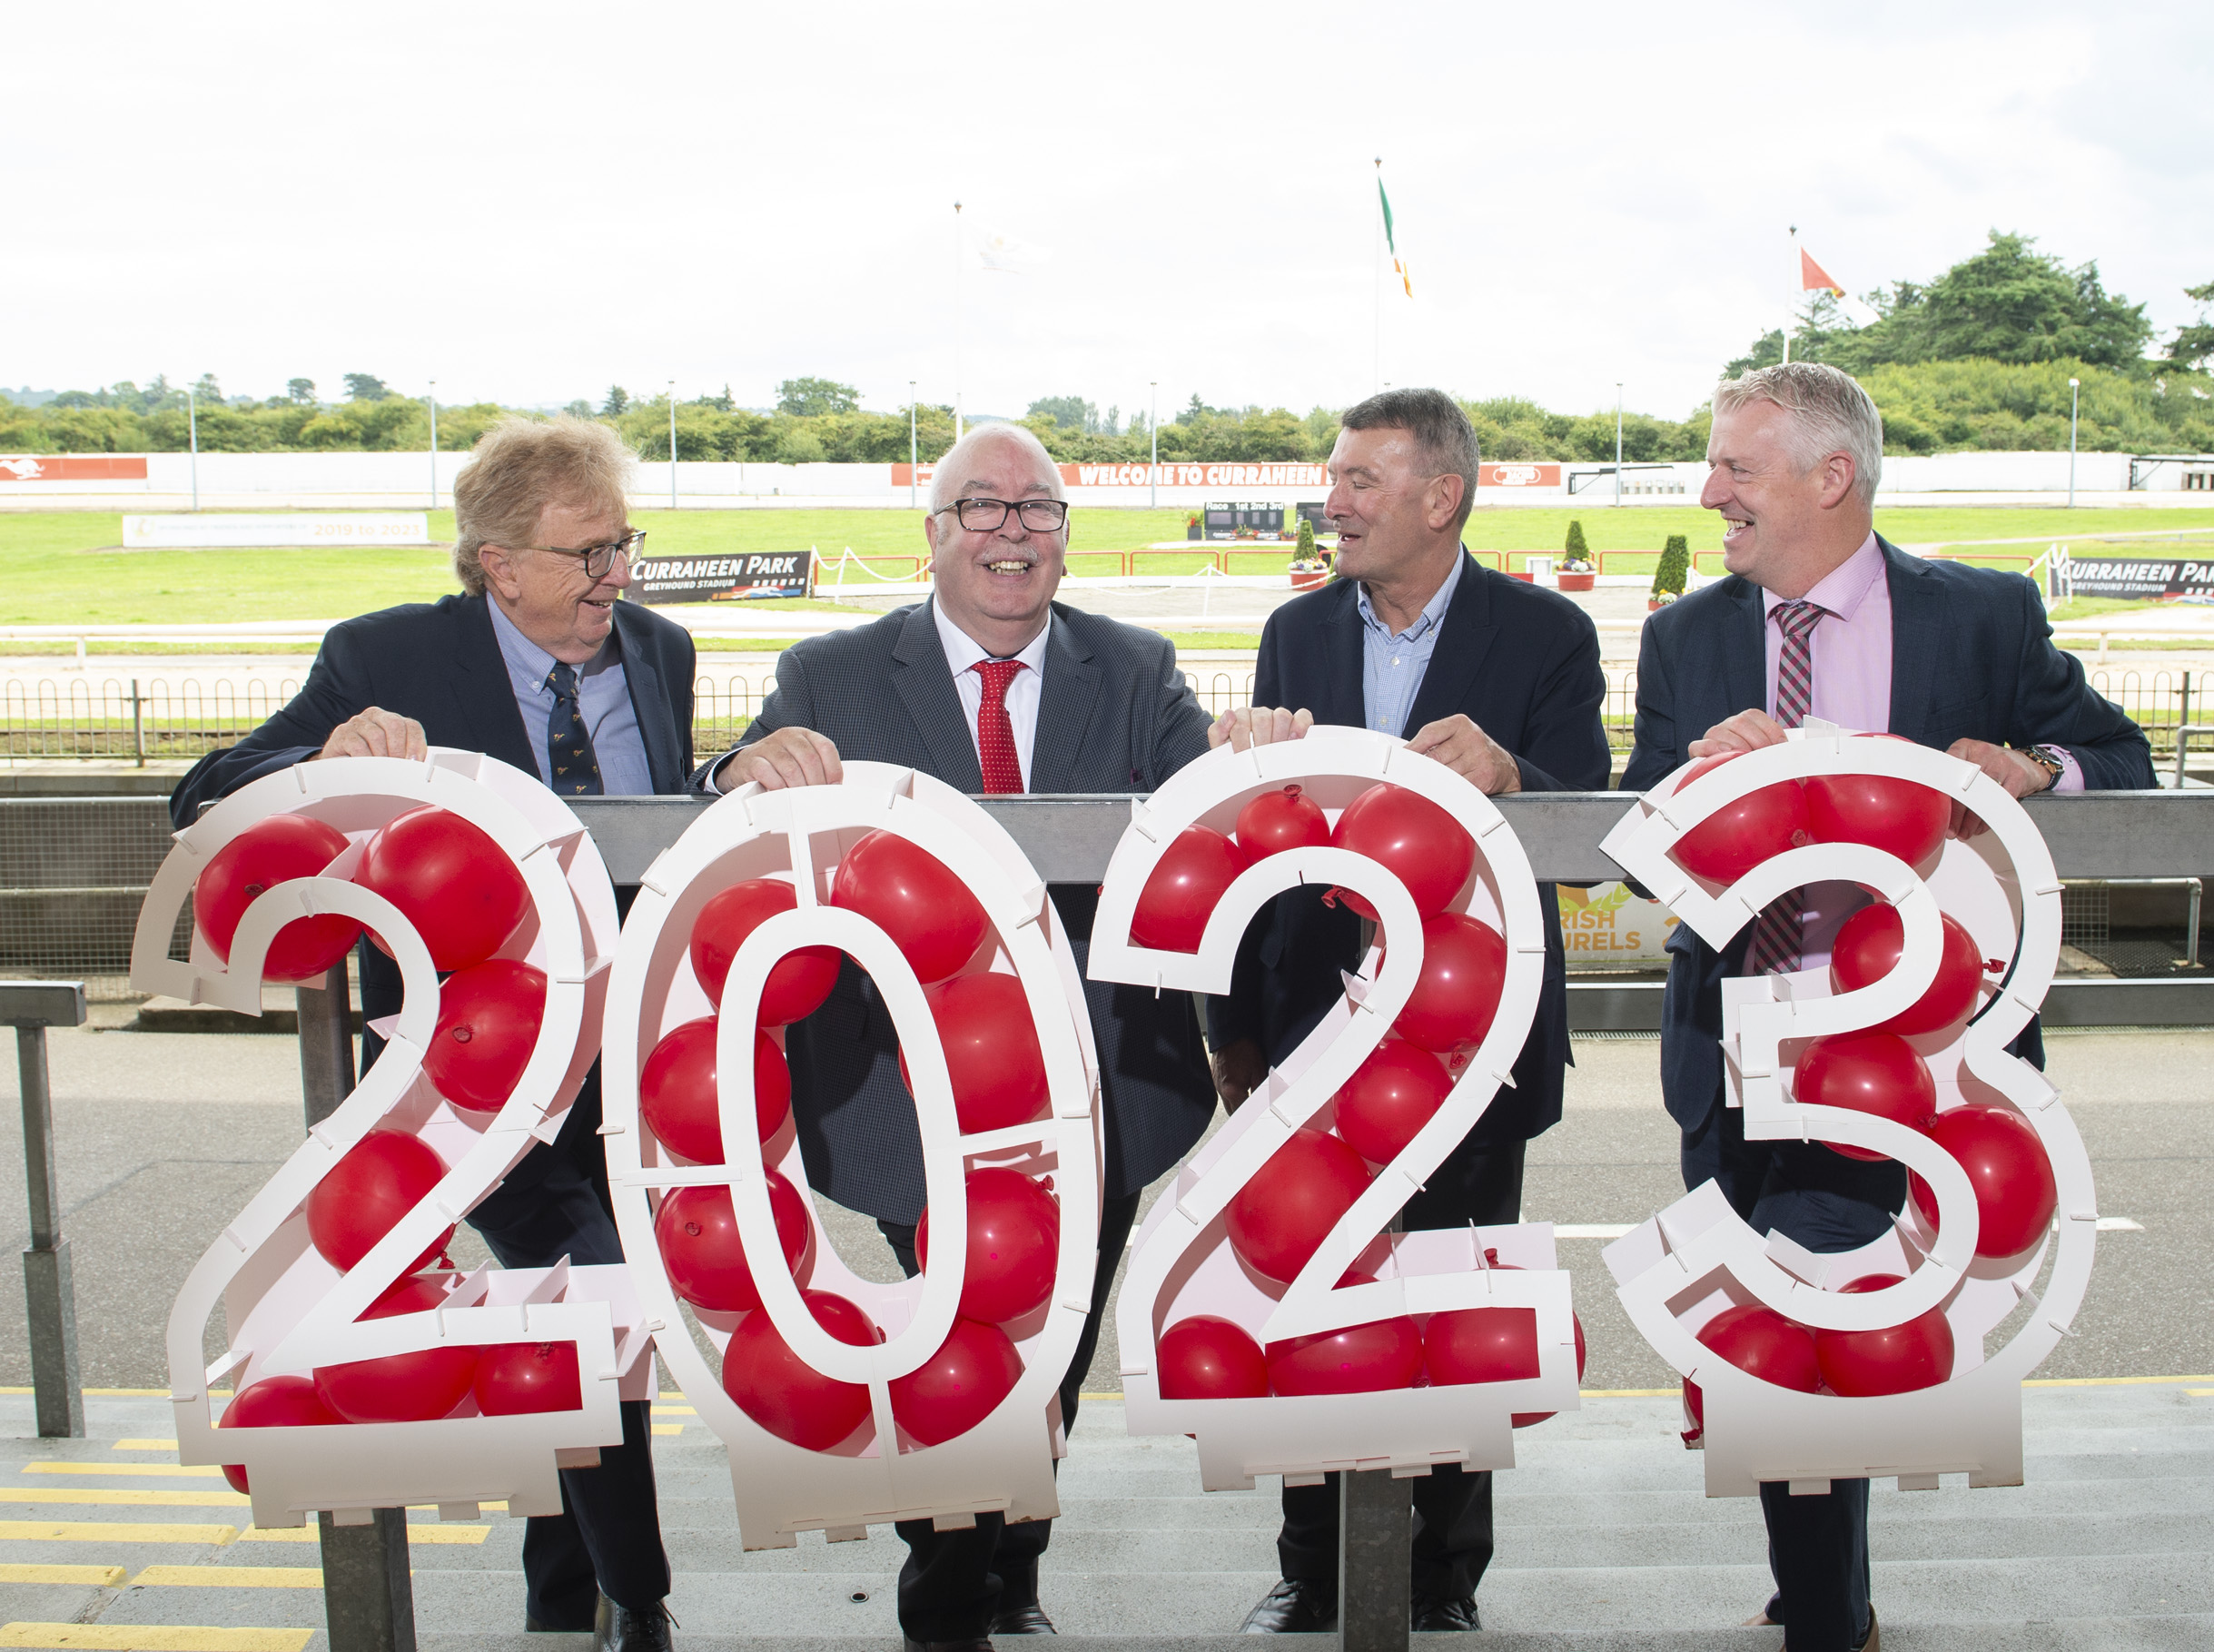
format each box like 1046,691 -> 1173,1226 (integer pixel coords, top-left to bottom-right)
1410,1591 -> 1481,1631
1240,1578 -> 1338,1633
593,1592 -> 673,1651
991,1598 -> 1056,1634
901,1638 -> 993,1652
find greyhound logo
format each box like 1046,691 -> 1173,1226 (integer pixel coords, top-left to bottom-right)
0,457 -> 46,481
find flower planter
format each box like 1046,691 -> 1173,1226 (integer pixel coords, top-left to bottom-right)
1507,571 -> 1535,584
1557,572 -> 1596,592
1290,570 -> 1329,591
1648,596 -> 1681,612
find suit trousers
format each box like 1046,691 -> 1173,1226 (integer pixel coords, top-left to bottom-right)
877,1188 -> 1144,1641
1275,1139 -> 1527,1602
1680,1093 -> 1889,1652
460,1068 -> 673,1625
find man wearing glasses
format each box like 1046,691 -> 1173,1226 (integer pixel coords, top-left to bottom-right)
703,422 -> 1221,1652
171,417 -> 690,1652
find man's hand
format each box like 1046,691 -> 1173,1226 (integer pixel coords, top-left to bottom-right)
718,727 -> 844,792
1944,737 -> 2054,838
1406,714 -> 1522,796
1688,708 -> 1789,759
317,707 -> 428,762
1210,705 -> 1312,752
1211,1037 -> 1270,1108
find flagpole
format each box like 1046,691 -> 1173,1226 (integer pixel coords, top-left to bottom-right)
1372,157 -> 1383,393
954,201 -> 964,442
1784,224 -> 1796,366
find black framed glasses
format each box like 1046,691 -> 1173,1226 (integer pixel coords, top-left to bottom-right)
933,497 -> 1069,533
518,529 -> 645,579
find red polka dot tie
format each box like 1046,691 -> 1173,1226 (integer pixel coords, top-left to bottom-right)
973,659 -> 1026,795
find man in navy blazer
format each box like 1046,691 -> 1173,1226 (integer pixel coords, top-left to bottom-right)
705,421 -> 1219,1652
1621,364 -> 2151,1652
170,419 -> 690,1652
1207,389 -> 1611,1636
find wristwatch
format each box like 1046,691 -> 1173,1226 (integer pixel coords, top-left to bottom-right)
2020,745 -> 2067,790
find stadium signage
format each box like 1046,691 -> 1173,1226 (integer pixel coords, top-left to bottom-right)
121,513 -> 429,549
1480,462 -> 1562,488
893,460 -> 1565,490
2066,557 -> 2214,600
631,552 -> 812,604
0,455 -> 148,481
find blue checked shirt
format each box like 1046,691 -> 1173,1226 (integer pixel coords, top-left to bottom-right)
1357,552 -> 1465,737
487,599 -> 655,796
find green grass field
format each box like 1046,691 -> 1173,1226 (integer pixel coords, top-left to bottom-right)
2,503 -> 2209,629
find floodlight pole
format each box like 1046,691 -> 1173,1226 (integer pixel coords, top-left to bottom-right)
668,381 -> 677,510
428,381 -> 438,509
185,386 -> 199,511
2068,378 -> 2081,509
909,381 -> 918,508
953,201 -> 964,442
1615,384 -> 1624,507
1150,381 -> 1158,509
1372,157 -> 1383,393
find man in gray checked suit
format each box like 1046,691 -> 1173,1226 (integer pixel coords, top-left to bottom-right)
697,421 -> 1221,1652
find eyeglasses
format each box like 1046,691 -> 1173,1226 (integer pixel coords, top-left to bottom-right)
932,497 -> 1069,533
515,529 -> 646,580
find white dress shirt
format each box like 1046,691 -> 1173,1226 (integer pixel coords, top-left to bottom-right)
932,598 -> 1050,791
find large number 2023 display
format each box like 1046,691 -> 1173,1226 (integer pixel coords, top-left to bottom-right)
131,752 -> 646,1530
1602,724 -> 2091,1496
1091,727 -> 1584,1491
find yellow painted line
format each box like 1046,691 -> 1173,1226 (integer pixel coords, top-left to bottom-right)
0,1523 -> 235,1546
0,1491 -> 247,1510
2023,1373 -> 2214,1388
235,1524 -> 487,1546
0,1627 -> 311,1650
649,1424 -> 683,1438
649,1405 -> 695,1416
22,1467 -> 223,1481
2187,1389 -> 2214,1399
127,1567 -> 321,1589
0,1388 -> 212,1399
0,1566 -> 126,1587
110,1444 -> 176,1455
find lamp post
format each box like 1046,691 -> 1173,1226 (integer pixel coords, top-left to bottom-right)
667,381 -> 677,510
909,381 -> 918,508
428,380 -> 439,509
2068,378 -> 2081,509
1614,383 -> 1624,507
1150,381 -> 1158,509
185,384 -> 199,512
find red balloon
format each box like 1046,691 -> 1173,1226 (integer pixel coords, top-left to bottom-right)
832,829 -> 988,984
1908,1104 -> 2058,1260
312,1274 -> 479,1423
688,879 -> 842,1025
1814,1273 -> 1954,1397
1266,1315 -> 1424,1396
194,814 -> 362,984
1511,1313 -> 1588,1428
1232,785 -> 1329,868
217,1375 -> 339,1492
306,1131 -> 453,1274
1671,754 -> 1810,885
421,959 -> 546,1113
1804,771 -> 1948,870
1829,905 -> 1989,1035
1157,1316 -> 1269,1400
915,1167 -> 1060,1324
353,806 -> 530,972
1793,1031 -> 1937,1162
723,1288 -> 881,1451
1330,784 -> 1475,920
1225,1128 -> 1374,1284
902,973 -> 1048,1133
1423,1305 -> 1538,1386
1391,913 -> 1507,1053
638,1017 -> 791,1165
1696,1303 -> 1822,1394
889,1317 -> 1023,1446
1131,826 -> 1240,952
654,1172 -> 810,1312
473,1341 -> 582,1416
1333,1041 -> 1452,1164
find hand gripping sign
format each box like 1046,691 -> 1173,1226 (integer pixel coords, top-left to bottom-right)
133,750 -> 644,1529
1598,725 -> 2092,1496
1090,727 -> 1582,1493
601,762 -> 1102,1550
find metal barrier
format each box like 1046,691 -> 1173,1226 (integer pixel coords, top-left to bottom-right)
4,979 -> 87,1439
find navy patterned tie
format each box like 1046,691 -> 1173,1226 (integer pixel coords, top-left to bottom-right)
545,662 -> 603,796
1745,599 -> 1828,974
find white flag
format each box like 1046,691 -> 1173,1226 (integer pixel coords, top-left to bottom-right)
975,225 -> 1052,274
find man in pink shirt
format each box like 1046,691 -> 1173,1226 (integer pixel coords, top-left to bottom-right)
1623,363 -> 2152,1652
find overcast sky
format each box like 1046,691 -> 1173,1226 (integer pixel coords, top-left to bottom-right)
5,1 -> 2209,424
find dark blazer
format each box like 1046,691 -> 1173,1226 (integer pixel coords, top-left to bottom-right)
719,598 -> 1219,1223
1206,551 -> 1613,1149
169,591 -> 698,1024
1620,537 -> 2155,1131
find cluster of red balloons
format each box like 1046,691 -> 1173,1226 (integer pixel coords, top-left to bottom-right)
1671,745 -> 1951,885
1682,1277 -> 1958,1432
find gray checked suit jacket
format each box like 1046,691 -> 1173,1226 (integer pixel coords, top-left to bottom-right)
697,598 -> 1220,1224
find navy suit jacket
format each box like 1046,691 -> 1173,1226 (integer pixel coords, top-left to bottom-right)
1620,538 -> 2154,1131
1206,551 -> 1614,1149
722,598 -> 1220,1223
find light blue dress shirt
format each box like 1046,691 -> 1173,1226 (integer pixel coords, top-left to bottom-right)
1357,551 -> 1465,737
486,599 -> 655,796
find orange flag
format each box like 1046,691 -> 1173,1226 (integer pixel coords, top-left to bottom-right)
1800,248 -> 1844,296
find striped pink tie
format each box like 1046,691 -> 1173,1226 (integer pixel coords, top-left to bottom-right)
1745,600 -> 1829,975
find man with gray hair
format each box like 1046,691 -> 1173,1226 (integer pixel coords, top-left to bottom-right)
1622,362 -> 2150,1652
